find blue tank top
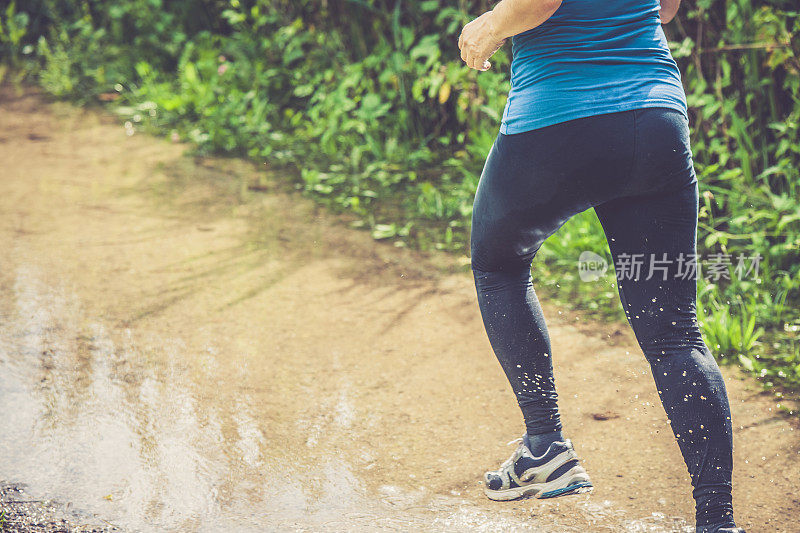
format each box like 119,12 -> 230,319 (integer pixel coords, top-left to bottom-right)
500,0 -> 687,134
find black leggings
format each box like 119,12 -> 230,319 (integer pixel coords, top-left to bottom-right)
470,107 -> 735,527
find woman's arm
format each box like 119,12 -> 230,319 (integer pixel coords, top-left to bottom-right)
659,0 -> 681,24
458,0 -> 562,71
490,0 -> 563,40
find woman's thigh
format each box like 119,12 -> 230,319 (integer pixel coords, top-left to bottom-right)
469,107 -> 697,273
470,110 -> 636,272
594,180 -> 702,342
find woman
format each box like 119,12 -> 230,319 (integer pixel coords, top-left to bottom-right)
458,1 -> 743,532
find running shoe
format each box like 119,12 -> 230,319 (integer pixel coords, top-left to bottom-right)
483,435 -> 593,501
696,526 -> 746,533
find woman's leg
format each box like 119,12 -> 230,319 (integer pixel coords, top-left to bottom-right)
594,180 -> 736,528
469,145 -> 563,454
471,105 -> 737,526
470,110 -> 636,455
471,249 -> 564,455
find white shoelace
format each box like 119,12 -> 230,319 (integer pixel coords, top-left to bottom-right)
498,437 -> 526,471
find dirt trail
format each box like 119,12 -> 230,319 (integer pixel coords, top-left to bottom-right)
0,86 -> 797,532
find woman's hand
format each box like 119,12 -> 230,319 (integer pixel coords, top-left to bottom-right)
458,11 -> 507,71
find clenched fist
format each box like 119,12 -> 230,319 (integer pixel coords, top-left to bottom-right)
458,11 -> 507,71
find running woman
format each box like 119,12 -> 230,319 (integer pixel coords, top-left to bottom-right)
458,2 -> 743,532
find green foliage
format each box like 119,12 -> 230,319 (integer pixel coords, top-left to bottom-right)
0,2 -> 30,61
3,0 -> 799,398
698,287 -> 765,359
0,1 -> 31,81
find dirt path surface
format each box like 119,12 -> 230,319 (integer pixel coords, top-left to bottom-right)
0,86 -> 797,532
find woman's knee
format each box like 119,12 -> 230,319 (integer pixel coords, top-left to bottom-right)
469,226 -> 504,273
470,247 -> 536,277
470,223 -> 539,274
470,219 -> 536,291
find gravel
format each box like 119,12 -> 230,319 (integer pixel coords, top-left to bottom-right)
0,484 -> 120,533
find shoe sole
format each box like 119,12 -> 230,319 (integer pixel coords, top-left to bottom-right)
483,467 -> 593,501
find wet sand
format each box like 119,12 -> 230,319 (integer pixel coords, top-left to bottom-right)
0,85 -> 798,532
